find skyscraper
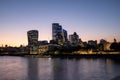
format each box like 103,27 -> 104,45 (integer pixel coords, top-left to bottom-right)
27,30 -> 38,54
52,23 -> 64,45
63,29 -> 68,42
27,30 -> 38,46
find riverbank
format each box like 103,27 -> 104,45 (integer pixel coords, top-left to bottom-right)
0,53 -> 120,59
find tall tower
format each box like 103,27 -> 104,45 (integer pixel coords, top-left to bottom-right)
27,30 -> 38,54
52,23 -> 64,45
63,29 -> 68,42
27,30 -> 38,46
52,23 -> 62,40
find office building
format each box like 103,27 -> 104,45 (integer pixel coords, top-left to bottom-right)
69,32 -> 79,45
52,23 -> 64,45
88,40 -> 97,47
100,39 -> 107,45
63,29 -> 68,42
27,30 -> 38,54
104,42 -> 111,51
27,30 -> 38,46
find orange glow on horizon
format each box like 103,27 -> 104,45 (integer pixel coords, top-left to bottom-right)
0,37 -> 120,47
0,30 -> 120,47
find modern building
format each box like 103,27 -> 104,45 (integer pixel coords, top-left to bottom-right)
100,39 -> 107,45
63,29 -> 68,42
69,32 -> 79,45
98,39 -> 107,51
38,45 -> 49,54
27,30 -> 38,54
88,40 -> 97,47
27,30 -> 38,46
69,35 -> 74,43
38,40 -> 48,45
38,44 -> 60,54
104,42 -> 111,51
52,23 -> 64,45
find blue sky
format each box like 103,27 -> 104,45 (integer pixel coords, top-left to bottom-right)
0,0 -> 120,46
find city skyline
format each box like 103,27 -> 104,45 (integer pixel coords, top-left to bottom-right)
0,0 -> 120,46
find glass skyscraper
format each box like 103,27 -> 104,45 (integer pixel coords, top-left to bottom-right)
27,30 -> 38,46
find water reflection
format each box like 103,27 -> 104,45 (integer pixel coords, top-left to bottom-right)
27,57 -> 39,80
0,56 -> 120,80
0,56 -> 28,80
52,58 -> 68,80
66,59 -> 81,80
38,58 -> 52,80
51,58 -> 120,80
111,76 -> 120,80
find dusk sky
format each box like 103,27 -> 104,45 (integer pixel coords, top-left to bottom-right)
0,0 -> 120,46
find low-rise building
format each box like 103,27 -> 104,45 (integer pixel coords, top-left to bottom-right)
29,46 -> 38,54
38,45 -> 49,54
69,32 -> 79,45
104,42 -> 111,51
88,40 -> 97,48
38,44 -> 60,54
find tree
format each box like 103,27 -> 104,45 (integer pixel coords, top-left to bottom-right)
110,42 -> 119,51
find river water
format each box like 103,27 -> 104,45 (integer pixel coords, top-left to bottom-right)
0,56 -> 120,80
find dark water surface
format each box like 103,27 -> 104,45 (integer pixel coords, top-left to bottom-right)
0,56 -> 120,80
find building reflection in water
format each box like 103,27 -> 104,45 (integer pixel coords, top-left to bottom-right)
27,57 -> 39,80
38,58 -> 53,80
51,58 -> 85,80
67,59 -> 81,80
25,58 -> 120,80
52,58 -> 68,80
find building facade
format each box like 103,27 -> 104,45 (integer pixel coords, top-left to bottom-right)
27,30 -> 38,46
52,23 -> 65,45
63,29 -> 68,42
69,32 -> 79,45
88,40 -> 97,48
100,39 -> 107,45
27,30 -> 38,54
104,42 -> 111,51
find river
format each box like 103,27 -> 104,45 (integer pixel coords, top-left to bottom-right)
0,56 -> 120,80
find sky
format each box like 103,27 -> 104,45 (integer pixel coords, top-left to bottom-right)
0,0 -> 120,47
